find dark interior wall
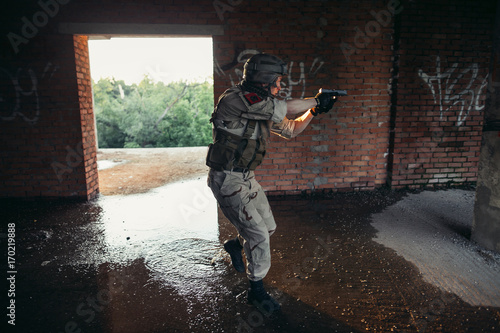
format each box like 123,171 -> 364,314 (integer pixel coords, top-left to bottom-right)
0,0 -> 496,199
0,2 -> 93,198
473,0 -> 500,253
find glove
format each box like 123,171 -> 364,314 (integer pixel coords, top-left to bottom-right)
315,90 -> 335,109
311,95 -> 336,116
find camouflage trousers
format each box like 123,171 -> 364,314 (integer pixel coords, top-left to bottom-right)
208,169 -> 276,281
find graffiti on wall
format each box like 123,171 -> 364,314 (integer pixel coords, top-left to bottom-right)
0,62 -> 58,125
213,0 -> 244,22
418,55 -> 488,127
212,1 -> 326,97
215,49 -> 324,99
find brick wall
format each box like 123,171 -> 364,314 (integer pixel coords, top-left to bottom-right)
390,0 -> 496,189
0,0 -> 496,199
214,0 -> 397,195
0,29 -> 97,199
74,35 -> 99,199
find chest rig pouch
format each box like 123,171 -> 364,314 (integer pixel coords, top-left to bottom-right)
206,119 -> 267,171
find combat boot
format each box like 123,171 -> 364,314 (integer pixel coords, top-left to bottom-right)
248,279 -> 281,315
223,237 -> 245,272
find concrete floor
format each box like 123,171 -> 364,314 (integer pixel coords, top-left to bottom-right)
1,178 -> 500,332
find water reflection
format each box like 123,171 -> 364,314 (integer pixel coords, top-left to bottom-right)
98,177 -> 218,263
96,177 -> 229,331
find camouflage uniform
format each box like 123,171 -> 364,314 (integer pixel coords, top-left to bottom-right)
207,84 -> 294,281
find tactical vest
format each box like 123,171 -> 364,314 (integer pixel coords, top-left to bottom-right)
206,119 -> 267,171
206,87 -> 272,171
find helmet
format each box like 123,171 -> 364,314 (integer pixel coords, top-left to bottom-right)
243,53 -> 287,84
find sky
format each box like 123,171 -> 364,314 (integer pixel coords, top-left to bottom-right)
88,37 -> 213,84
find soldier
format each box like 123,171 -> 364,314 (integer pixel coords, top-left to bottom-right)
206,53 -> 336,313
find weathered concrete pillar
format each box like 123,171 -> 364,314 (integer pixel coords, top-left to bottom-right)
472,0 -> 500,253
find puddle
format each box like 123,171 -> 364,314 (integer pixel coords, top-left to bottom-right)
5,186 -> 499,333
97,159 -> 128,170
144,238 -> 228,297
98,177 -> 218,263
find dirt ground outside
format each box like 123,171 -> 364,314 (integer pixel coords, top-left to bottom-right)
97,147 -> 209,196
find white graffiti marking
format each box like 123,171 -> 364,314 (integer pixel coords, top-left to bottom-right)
0,68 -> 39,123
0,62 -> 57,125
215,49 -> 324,99
418,56 -> 488,126
213,0 -> 244,21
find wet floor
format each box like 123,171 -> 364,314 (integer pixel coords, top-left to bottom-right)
1,179 -> 499,332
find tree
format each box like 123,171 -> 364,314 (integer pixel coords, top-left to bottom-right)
92,76 -> 214,148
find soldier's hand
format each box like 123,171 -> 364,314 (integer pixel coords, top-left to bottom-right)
315,89 -> 336,109
311,96 -> 336,116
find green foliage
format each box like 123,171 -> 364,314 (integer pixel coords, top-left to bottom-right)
92,76 -> 214,148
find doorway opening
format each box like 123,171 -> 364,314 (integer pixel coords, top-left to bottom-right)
84,35 -> 219,266
87,37 -> 214,196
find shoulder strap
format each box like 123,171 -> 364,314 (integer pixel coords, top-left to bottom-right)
243,119 -> 257,139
